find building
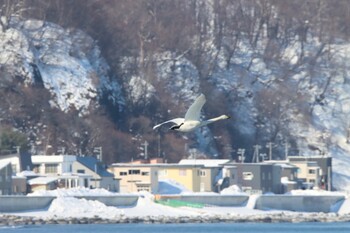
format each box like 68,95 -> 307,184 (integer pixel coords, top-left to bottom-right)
263,161 -> 300,193
158,164 -> 204,192
31,155 -> 116,191
288,155 -> 332,190
0,152 -> 33,175
0,161 -> 12,195
109,163 -> 160,193
32,155 -> 76,175
178,159 -> 235,192
229,163 -> 282,194
288,159 -> 321,189
73,156 -> 118,191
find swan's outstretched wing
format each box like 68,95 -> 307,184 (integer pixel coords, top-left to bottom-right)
153,118 -> 185,130
184,94 -> 206,121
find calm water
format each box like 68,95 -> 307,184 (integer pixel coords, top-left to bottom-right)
1,222 -> 350,233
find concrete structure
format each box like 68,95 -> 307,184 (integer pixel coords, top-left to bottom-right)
0,161 -> 12,195
73,156 -> 119,191
289,155 -> 332,190
0,195 -> 139,212
109,164 -> 160,193
255,194 -> 345,213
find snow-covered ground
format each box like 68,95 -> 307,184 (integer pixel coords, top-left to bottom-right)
6,181 -> 350,222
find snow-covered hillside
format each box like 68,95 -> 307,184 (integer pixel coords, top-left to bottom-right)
2,0 -> 350,192
0,17 -> 124,116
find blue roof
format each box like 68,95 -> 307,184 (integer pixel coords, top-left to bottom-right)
76,156 -> 114,177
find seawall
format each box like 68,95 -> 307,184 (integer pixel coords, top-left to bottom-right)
0,194 -> 346,213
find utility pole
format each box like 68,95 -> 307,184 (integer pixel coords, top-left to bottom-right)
253,145 -> 261,163
141,141 -> 149,160
94,147 -> 103,161
157,134 -> 161,158
237,148 -> 245,163
284,142 -> 290,160
266,142 -> 273,160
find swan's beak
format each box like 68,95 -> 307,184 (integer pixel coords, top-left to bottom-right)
225,115 -> 231,119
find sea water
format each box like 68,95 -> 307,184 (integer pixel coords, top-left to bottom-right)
1,222 -> 350,233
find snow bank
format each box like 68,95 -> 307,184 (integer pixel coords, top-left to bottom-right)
288,189 -> 345,196
157,179 -> 191,194
220,185 -> 246,195
27,187 -> 117,197
48,197 -> 123,219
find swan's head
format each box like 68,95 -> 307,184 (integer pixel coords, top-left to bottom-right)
221,115 -> 231,120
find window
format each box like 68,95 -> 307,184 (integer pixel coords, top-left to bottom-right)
159,170 -> 167,177
119,171 -> 127,176
128,169 -> 140,175
199,170 -> 206,177
309,169 -> 316,174
268,172 -> 272,180
309,179 -> 316,183
12,164 -> 17,174
77,169 -> 85,174
179,169 -> 187,176
141,171 -> 150,176
262,173 -> 265,180
243,172 -> 254,180
45,164 -> 58,173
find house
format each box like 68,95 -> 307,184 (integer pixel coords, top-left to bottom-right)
31,155 -> 76,175
178,159 -> 235,192
108,163 -> 159,193
0,161 -> 12,195
288,155 -> 332,190
288,159 -> 321,189
0,152 -> 34,194
263,161 -> 300,193
157,164 -> 204,192
31,154 -> 118,191
228,163 -> 282,194
27,176 -> 58,192
30,155 -> 92,190
0,152 -> 33,175
73,156 -> 119,191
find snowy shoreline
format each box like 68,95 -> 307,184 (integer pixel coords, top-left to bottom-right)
2,187 -> 350,225
2,212 -> 350,226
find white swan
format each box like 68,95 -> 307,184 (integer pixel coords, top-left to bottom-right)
153,94 -> 230,132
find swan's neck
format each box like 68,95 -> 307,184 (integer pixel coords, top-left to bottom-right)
201,115 -> 229,126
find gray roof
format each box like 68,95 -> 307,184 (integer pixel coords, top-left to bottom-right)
76,156 -> 114,177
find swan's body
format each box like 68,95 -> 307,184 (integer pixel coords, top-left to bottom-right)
153,94 -> 230,132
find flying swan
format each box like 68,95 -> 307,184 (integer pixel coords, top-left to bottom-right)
153,94 -> 230,132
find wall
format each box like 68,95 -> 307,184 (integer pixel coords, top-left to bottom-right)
110,166 -> 158,193
159,167 -> 202,192
0,195 -> 139,212
255,195 -> 345,212
156,194 -> 249,206
0,163 -> 12,195
0,196 -> 54,212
